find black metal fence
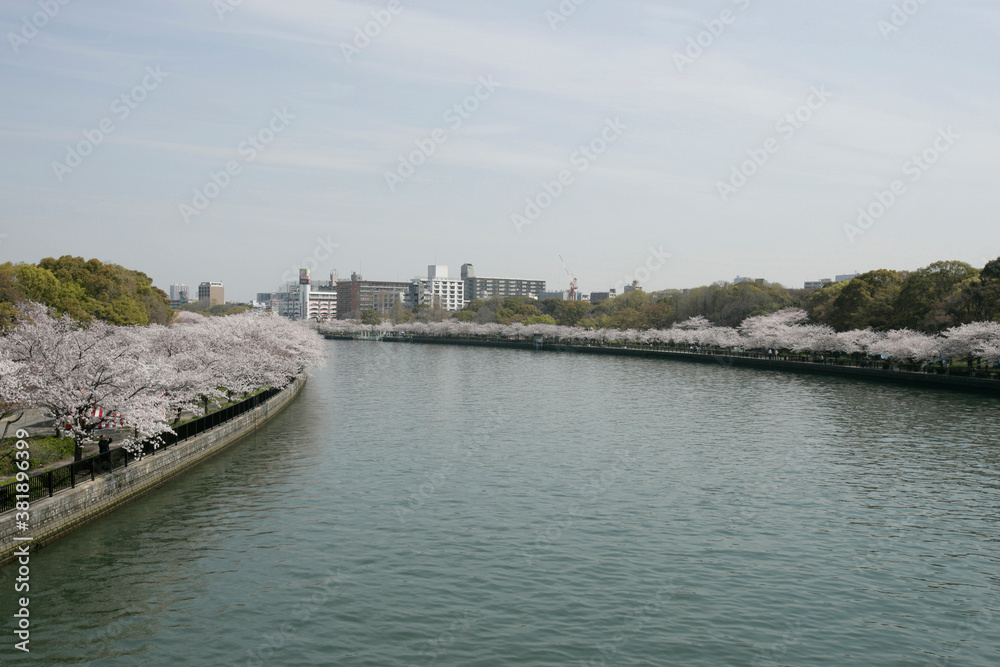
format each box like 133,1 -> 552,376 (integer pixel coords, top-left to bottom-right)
0,386 -> 282,514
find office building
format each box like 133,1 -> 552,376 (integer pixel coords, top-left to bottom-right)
589,290 -> 617,303
198,281 -> 224,306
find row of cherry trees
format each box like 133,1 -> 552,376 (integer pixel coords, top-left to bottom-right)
1,303 -> 326,459
321,308 -> 1000,366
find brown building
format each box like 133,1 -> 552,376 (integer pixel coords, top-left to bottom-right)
335,273 -> 409,319
198,281 -> 225,306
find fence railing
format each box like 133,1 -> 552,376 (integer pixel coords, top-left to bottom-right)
0,386 -> 282,514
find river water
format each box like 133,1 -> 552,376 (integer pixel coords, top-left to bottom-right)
2,340 -> 999,666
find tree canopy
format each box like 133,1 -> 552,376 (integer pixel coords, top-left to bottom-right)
442,258 -> 999,334
0,256 -> 171,328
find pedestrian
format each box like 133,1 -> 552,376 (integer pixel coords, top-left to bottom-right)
98,434 -> 112,472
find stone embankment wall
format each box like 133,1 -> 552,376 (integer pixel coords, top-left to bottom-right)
0,377 -> 305,564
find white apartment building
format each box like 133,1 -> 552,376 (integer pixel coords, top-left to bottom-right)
275,281 -> 338,321
169,284 -> 189,301
408,265 -> 465,312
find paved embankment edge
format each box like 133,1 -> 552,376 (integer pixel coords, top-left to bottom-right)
0,376 -> 306,565
382,337 -> 1000,395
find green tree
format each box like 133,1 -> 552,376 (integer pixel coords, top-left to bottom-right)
893,260 -> 977,330
824,270 -> 903,331
390,296 -> 412,324
1,256 -> 172,326
608,308 -> 645,330
642,301 -> 675,329
953,257 -> 1000,323
553,300 -> 591,326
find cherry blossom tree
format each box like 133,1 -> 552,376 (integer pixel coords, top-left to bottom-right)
204,311 -> 326,399
5,303 -> 174,459
833,329 -> 884,357
739,308 -> 809,351
1,304 -> 328,462
942,321 -> 1000,367
146,322 -> 226,421
318,309 -> 1000,375
869,329 -> 940,364
0,349 -> 27,419
0,348 -> 29,454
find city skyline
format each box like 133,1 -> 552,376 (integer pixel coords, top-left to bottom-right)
2,1 -> 997,302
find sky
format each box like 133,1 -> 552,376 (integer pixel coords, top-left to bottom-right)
1,0 -> 998,302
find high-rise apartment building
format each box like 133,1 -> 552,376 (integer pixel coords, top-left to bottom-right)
409,266 -> 465,312
460,264 -> 545,301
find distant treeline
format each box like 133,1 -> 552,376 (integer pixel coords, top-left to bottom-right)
0,256 -> 172,328
440,258 -> 1000,332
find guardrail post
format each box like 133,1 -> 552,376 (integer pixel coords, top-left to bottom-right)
48,470 -> 54,497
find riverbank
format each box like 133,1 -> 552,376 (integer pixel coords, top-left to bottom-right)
0,376 -> 306,564
377,336 -> 1000,395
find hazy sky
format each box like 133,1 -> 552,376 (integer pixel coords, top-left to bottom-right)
1,0 -> 998,302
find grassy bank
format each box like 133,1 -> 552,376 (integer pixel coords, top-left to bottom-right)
0,435 -> 76,481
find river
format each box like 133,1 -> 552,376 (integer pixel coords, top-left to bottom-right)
2,340 -> 999,665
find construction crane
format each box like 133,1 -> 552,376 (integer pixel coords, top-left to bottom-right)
559,254 -> 578,301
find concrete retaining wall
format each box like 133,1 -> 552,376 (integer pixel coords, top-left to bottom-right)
0,376 -> 305,564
